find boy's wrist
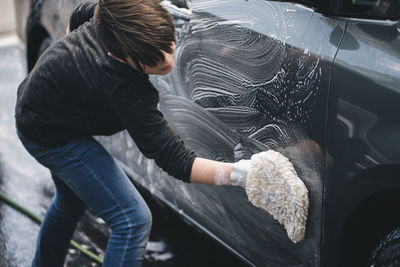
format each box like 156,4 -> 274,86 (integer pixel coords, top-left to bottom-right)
213,160 -> 250,187
229,159 -> 250,187
213,163 -> 232,185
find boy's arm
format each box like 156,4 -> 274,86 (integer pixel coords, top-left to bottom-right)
68,1 -> 96,32
109,81 -> 196,183
109,79 -> 249,186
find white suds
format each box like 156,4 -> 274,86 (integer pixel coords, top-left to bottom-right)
230,159 -> 251,187
214,167 -> 229,185
245,150 -> 309,243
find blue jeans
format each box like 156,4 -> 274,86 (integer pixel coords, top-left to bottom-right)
16,130 -> 152,267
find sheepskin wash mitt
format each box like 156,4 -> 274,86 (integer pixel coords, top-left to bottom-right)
245,150 -> 309,243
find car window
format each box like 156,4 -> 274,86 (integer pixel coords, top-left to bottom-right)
341,0 -> 400,19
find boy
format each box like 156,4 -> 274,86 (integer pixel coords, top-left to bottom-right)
15,0 -> 249,266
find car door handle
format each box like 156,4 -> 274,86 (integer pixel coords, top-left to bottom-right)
161,0 -> 192,21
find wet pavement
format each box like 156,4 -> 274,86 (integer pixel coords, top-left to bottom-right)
0,36 -> 248,267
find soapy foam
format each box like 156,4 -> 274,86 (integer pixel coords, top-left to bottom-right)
214,167 -> 229,185
245,150 -> 309,243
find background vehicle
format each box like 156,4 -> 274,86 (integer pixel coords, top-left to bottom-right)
14,0 -> 400,266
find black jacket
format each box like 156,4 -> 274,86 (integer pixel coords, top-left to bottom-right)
15,2 -> 195,182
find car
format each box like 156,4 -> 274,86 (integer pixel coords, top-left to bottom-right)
14,0 -> 400,266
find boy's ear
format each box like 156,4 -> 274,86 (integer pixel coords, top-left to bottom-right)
107,52 -> 126,64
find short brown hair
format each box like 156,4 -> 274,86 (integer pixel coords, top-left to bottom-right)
94,0 -> 176,72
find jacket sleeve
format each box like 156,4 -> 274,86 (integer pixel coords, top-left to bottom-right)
109,80 -> 196,182
69,1 -> 96,32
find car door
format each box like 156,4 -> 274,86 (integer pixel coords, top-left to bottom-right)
151,0 -> 345,266
323,1 -> 400,265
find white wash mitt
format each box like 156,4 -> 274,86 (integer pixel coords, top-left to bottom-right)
245,151 -> 309,243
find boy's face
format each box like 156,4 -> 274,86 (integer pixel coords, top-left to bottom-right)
110,42 -> 176,75
142,42 -> 176,75
123,42 -> 176,75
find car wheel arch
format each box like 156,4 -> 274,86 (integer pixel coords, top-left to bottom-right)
338,170 -> 400,267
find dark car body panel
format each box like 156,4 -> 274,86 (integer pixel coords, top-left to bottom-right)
324,17 -> 400,266
13,0 -> 400,265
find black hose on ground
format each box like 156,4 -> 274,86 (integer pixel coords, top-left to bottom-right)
0,190 -> 104,265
